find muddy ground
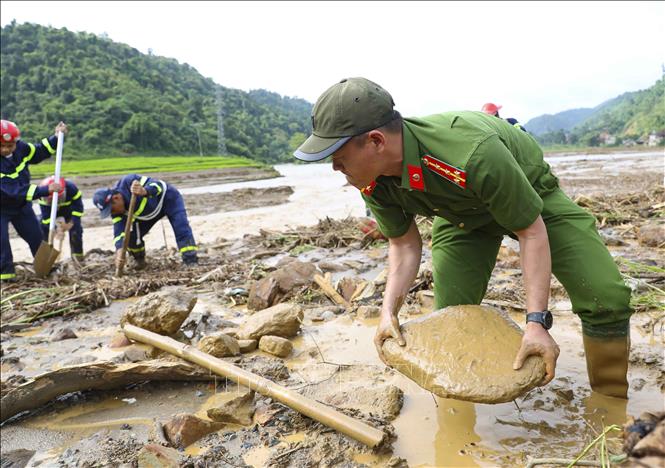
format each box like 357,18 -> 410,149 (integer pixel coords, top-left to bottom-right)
1,156 -> 663,468
68,167 -> 281,194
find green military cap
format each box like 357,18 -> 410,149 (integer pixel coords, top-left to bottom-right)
294,77 -> 396,162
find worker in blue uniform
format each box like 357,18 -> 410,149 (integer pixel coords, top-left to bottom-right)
93,174 -> 198,269
1,120 -> 68,281
38,176 -> 84,261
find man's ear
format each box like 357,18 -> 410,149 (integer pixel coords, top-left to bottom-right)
367,130 -> 386,151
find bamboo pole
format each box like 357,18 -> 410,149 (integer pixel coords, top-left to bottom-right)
123,324 -> 385,447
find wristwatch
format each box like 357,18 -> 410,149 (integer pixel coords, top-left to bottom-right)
526,311 -> 553,330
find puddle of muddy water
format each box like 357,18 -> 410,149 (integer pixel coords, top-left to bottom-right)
288,310 -> 663,467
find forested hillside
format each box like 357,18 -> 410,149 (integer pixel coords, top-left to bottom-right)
528,78 -> 665,146
0,22 -> 312,162
525,108 -> 594,136
570,78 -> 665,145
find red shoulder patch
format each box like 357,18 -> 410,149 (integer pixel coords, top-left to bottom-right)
407,165 -> 425,191
422,155 -> 466,188
360,180 -> 377,196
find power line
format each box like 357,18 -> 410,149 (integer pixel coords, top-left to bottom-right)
216,86 -> 227,156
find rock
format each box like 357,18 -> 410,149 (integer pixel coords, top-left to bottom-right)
317,384 -> 403,420
337,277 -> 362,301
357,305 -> 380,319
317,261 -> 347,272
50,327 -> 77,342
109,333 -> 132,348
382,305 -> 546,404
121,288 -> 197,336
600,231 -> 627,246
123,344 -> 160,362
238,355 -> 290,381
238,339 -> 257,353
637,222 -> 664,247
320,310 -> 336,321
162,414 -> 224,448
237,303 -> 303,340
258,336 -> 293,358
0,449 -> 35,468
248,261 -> 318,310
416,290 -> 435,314
197,333 -> 240,357
632,418 -> 665,458
247,276 -> 279,312
206,390 -> 255,425
136,444 -> 182,468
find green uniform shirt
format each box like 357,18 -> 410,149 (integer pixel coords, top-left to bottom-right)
362,111 -> 560,238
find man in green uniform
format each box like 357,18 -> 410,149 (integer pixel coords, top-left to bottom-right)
294,77 -> 632,399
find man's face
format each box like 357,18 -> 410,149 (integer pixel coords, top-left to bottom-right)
110,193 -> 125,216
331,135 -> 381,189
0,140 -> 17,157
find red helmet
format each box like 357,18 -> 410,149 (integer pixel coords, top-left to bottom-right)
40,176 -> 66,202
481,103 -> 502,115
1,120 -> 21,143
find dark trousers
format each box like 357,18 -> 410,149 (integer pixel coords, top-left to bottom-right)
127,188 -> 197,262
1,204 -> 43,279
40,208 -> 84,258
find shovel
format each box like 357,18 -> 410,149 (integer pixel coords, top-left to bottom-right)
114,192 -> 137,278
34,131 -> 65,278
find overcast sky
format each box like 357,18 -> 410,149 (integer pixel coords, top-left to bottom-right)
2,1 -> 663,122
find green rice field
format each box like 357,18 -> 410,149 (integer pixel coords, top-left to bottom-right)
29,155 -> 264,178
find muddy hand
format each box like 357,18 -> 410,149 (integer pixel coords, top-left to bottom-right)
54,121 -> 68,135
58,220 -> 74,232
513,323 -> 560,385
130,180 -> 148,197
374,313 -> 406,365
48,182 -> 62,194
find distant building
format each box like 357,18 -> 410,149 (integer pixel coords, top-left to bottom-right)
647,131 -> 664,146
599,131 -> 616,146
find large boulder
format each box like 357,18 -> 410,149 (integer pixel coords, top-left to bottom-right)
206,390 -> 255,425
121,288 -> 197,335
248,261 -> 317,310
382,305 -> 546,404
197,333 -> 240,357
237,303 -> 303,341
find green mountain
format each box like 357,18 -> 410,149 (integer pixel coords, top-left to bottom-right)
525,108 -> 595,136
528,78 -> 665,146
571,78 -> 665,145
0,21 -> 312,162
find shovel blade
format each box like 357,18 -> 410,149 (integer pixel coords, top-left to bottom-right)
34,241 -> 60,278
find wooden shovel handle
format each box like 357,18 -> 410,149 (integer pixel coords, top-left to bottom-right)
115,192 -> 138,277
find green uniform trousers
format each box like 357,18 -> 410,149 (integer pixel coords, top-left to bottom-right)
431,189 -> 632,338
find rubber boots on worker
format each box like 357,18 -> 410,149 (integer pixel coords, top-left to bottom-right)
582,334 -> 630,399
